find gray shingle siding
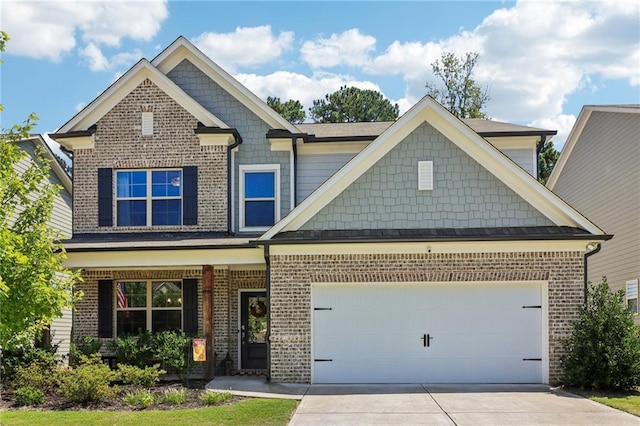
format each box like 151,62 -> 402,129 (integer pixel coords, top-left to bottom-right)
301,122 -> 553,230
166,60 -> 291,232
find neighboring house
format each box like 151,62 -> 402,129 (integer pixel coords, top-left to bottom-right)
547,105 -> 640,322
51,36 -> 609,385
13,135 -> 73,358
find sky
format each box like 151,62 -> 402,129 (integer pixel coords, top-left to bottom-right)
1,0 -> 639,152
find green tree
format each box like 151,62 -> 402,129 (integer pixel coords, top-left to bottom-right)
266,96 -> 306,124
309,86 -> 399,123
426,52 -> 489,119
538,139 -> 560,184
0,31 -> 80,350
561,278 -> 640,391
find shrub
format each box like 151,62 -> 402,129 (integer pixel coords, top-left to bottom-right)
107,331 -> 154,368
123,390 -> 155,408
58,354 -> 119,404
12,362 -> 57,392
1,342 -> 59,383
151,331 -> 192,380
561,278 -> 640,391
158,388 -> 187,405
70,336 -> 102,367
199,391 -> 232,406
14,386 -> 44,406
117,364 -> 165,387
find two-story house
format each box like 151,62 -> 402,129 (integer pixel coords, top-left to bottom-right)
52,36 -> 609,385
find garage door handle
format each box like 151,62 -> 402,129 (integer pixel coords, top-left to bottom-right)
315,359 -> 333,362
422,334 -> 433,347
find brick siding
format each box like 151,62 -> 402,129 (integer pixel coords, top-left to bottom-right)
269,251 -> 584,384
73,78 -> 228,234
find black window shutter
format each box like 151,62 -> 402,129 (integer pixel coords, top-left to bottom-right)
182,278 -> 198,335
98,168 -> 113,227
183,166 -> 198,225
98,280 -> 114,338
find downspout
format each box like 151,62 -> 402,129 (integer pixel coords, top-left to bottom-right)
227,131 -> 243,235
583,243 -> 601,301
264,244 -> 272,382
536,134 -> 547,180
292,137 -> 298,208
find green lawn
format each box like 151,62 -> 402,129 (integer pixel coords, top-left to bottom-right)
568,388 -> 640,417
589,392 -> 640,417
0,398 -> 298,426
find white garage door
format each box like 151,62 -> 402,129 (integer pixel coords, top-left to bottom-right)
312,283 -> 545,384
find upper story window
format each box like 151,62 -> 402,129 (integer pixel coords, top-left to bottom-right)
116,169 -> 182,226
239,164 -> 280,232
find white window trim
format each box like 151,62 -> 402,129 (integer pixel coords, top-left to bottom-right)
626,279 -> 639,316
115,168 -> 183,227
239,164 -> 280,232
115,280 -> 183,336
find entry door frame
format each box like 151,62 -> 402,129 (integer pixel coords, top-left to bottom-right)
237,288 -> 267,370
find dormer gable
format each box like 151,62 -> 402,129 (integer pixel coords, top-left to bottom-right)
151,36 -> 298,134
52,59 -> 230,151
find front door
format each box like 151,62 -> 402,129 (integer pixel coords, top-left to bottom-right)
240,291 -> 268,370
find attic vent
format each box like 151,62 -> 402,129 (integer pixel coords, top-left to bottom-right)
141,112 -> 153,136
418,161 -> 434,191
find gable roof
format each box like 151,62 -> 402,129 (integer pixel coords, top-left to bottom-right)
151,36 -> 299,133
546,105 -> 640,190
261,96 -> 607,240
56,58 -> 228,134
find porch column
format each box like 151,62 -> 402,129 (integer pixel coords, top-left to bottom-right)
202,264 -> 215,379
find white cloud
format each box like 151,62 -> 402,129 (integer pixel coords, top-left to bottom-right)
357,0 -> 639,125
235,71 -> 386,119
79,43 -> 109,72
193,26 -> 294,72
301,29 -> 376,69
1,0 -> 168,63
529,114 -> 577,152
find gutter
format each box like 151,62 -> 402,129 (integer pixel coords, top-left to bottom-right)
259,234 -> 613,246
583,243 -> 602,301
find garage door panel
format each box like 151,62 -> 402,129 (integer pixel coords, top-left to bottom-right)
312,283 -> 545,384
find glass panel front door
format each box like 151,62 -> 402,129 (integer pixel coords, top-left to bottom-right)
240,291 -> 268,369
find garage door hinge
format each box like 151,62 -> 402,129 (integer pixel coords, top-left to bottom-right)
523,358 -> 542,361
522,305 -> 542,309
314,359 -> 333,362
314,307 -> 333,311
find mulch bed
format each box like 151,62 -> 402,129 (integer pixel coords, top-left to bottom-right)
0,380 -> 245,411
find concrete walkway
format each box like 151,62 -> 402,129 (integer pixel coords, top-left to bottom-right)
206,378 -> 639,425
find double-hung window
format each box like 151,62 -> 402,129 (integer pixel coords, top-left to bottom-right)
239,164 -> 280,231
116,169 -> 182,226
115,280 -> 183,336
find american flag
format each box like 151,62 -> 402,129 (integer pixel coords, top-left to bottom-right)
117,283 -> 129,318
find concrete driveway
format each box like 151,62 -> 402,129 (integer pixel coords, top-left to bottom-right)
288,384 -> 640,425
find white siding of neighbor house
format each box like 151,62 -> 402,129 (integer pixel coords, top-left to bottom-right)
297,153 -> 357,204
551,110 -> 640,321
15,139 -> 73,361
501,148 -> 537,177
